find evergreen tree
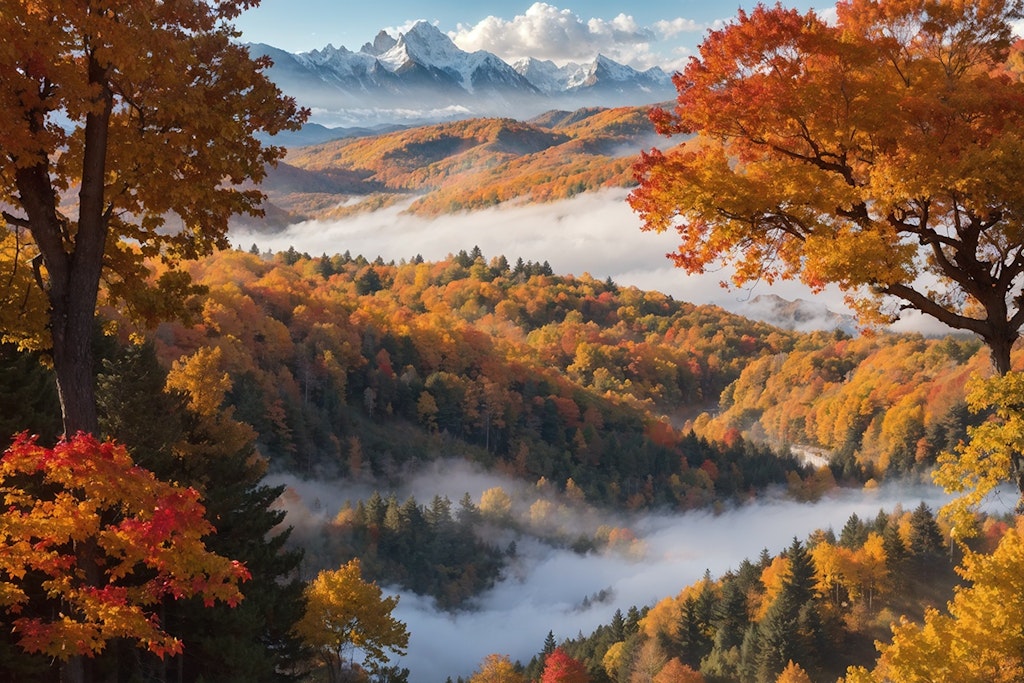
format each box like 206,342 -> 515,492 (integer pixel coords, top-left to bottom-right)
458,492 -> 480,526
784,538 -> 816,606
315,254 -> 336,278
751,540 -> 821,683
544,631 -> 558,656
882,522 -> 910,593
491,255 -> 510,275
755,590 -> 801,683
365,491 -> 387,527
0,344 -> 62,445
673,575 -> 716,668
610,609 -> 627,642
626,606 -> 643,634
356,267 -> 384,295
713,572 -> 751,652
908,502 -> 945,558
95,342 -> 308,681
839,514 -> 868,548
738,624 -> 762,683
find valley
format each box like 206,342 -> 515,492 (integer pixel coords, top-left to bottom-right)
3,3 -> 1023,682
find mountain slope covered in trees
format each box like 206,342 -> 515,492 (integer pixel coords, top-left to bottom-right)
132,246 -> 992,503
0,243 -> 1000,678
238,107 -> 660,228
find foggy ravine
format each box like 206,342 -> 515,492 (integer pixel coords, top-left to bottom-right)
232,189 -> 851,328
271,460 -> 980,682
231,189 -> 950,335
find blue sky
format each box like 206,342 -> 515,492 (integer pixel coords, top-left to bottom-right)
234,1 -> 826,71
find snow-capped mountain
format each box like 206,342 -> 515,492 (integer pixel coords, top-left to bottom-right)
247,22 -> 675,130
510,55 -> 671,96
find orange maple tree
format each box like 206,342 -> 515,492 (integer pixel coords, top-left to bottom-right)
0,433 -> 250,659
629,0 -> 1024,376
0,0 -> 304,435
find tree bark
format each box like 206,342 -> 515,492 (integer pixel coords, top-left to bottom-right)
986,331 -> 1016,378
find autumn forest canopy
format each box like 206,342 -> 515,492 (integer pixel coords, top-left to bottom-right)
5,1 -> 1024,683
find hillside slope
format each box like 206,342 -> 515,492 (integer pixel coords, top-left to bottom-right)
237,106 -> 662,228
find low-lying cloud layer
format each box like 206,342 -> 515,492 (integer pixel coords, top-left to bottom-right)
270,461 -> 957,682
232,188 -> 865,327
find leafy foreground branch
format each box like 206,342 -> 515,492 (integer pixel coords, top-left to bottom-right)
0,433 -> 249,659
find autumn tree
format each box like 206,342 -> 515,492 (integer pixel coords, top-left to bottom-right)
470,654 -> 527,683
541,647 -> 589,683
0,433 -> 250,661
776,661 -> 813,683
936,371 -> 1024,517
95,341 -> 308,680
630,0 -> 1024,376
295,559 -> 409,683
653,659 -> 705,683
842,518 -> 1024,683
0,0 -> 303,434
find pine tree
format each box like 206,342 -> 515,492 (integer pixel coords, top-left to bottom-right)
908,502 -> 945,558
839,514 -> 868,548
0,344 -> 62,445
543,631 -> 558,656
626,606 -> 643,634
95,342 -> 308,681
751,540 -> 821,683
610,609 -> 627,642
714,572 -> 751,652
882,523 -> 909,593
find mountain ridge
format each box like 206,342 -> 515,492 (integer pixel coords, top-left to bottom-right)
236,105 -> 663,226
247,21 -> 676,129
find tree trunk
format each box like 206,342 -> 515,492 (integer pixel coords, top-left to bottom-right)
51,296 -> 100,435
986,330 -> 1015,378
52,55 -> 113,683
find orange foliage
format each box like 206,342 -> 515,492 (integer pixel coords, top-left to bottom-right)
0,434 -> 249,659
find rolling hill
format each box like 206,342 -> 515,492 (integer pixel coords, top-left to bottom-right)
236,105 -> 665,229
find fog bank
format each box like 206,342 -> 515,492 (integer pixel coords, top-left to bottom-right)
270,462 -> 960,682
231,190 -> 861,325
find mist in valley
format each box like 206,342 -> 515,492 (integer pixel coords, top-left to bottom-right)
271,460 -> 965,682
231,189 -> 951,335
239,187 -> 969,680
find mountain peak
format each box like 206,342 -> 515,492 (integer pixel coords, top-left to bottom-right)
360,30 -> 397,56
391,21 -> 463,67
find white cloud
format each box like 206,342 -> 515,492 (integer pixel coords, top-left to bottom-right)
449,2 -> 694,70
653,17 -> 705,39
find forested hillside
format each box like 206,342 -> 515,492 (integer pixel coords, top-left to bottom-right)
512,503 -> 1013,683
0,244 -> 1000,679
146,246 -> 812,506
136,246 -> 989,492
692,334 -> 989,481
240,107 -> 657,227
